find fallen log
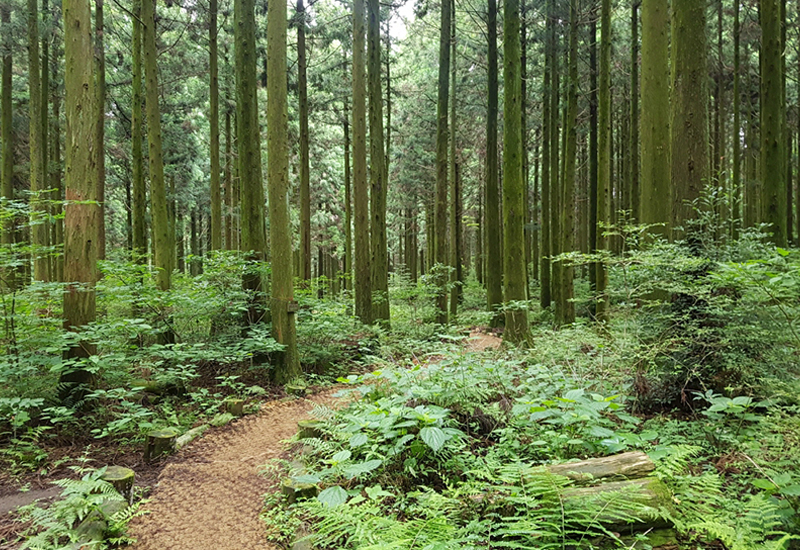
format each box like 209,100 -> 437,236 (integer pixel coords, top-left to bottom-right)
548,451 -> 655,482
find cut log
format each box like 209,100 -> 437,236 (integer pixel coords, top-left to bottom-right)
175,424 -> 210,450
143,428 -> 179,462
563,477 -> 672,529
286,384 -> 308,397
102,466 -> 135,503
297,420 -> 324,439
281,478 -> 319,504
226,399 -> 245,416
548,451 -> 655,482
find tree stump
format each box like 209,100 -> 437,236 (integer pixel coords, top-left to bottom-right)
102,466 -> 135,503
226,399 -> 245,416
143,428 -> 179,462
297,420 -> 324,439
281,478 -> 318,504
286,384 -> 307,397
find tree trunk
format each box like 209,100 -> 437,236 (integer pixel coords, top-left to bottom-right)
671,0 -> 709,242
297,0 -> 310,281
449,0 -> 460,318
95,0 -> 106,262
343,98 -> 352,292
629,1 -> 640,222
1,3 -> 13,261
759,0 -> 786,246
50,41 -> 63,282
486,0 -> 502,323
224,108 -> 233,250
352,0 -> 371,324
640,0 -> 670,237
29,0 -> 49,282
235,0 -> 267,325
267,0 -> 302,383
132,0 -> 146,263
556,0 -> 577,327
588,2 -> 597,297
502,0 -> 528,342
434,0 -> 450,325
61,0 -> 99,402
368,0 -> 389,325
143,0 -> 172,343
732,0 -> 741,238
596,0 -> 611,323
209,0 -> 221,251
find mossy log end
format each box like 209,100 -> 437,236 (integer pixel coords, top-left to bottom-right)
102,466 -> 135,502
281,478 -> 318,505
286,384 -> 308,397
226,399 -> 245,416
297,420 -> 324,439
548,451 -> 655,482
143,428 -> 179,462
563,477 -> 673,528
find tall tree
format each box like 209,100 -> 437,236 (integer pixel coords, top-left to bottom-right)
142,0 -> 172,314
449,0 -> 461,318
368,0 -> 389,324
640,0 -> 670,235
266,0 -> 301,382
629,1 -> 640,222
235,0 -> 267,324
732,0 -> 741,236
588,1 -> 598,294
760,0 -> 786,246
95,0 -> 105,261
595,0 -> 611,322
297,0 -> 310,280
434,0 -> 450,325
61,0 -> 99,402
556,0 -> 577,326
671,0 -> 709,238
352,0 -> 371,324
1,3 -> 12,255
502,0 -> 528,342
131,0 -> 145,264
342,68 -> 352,293
485,0 -> 502,323
209,0 -> 221,251
29,0 -> 48,281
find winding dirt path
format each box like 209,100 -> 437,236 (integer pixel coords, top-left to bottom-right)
128,392 -> 341,550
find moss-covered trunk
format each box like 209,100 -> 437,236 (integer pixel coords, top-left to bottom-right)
297,0 -> 311,281
131,0 -> 146,264
485,0 -> 502,324
209,0 -> 221,251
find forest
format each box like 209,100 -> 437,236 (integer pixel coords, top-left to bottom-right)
1,0 -> 800,547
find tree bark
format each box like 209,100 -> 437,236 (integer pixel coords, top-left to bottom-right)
95,0 -> 105,262
502,0 -> 528,342
235,0 -> 267,325
267,0 -> 301,382
732,0 -> 741,238
368,0 -> 389,325
759,0 -> 786,246
352,0 -> 371,324
209,0 -> 221,251
131,0 -> 146,264
640,0 -> 670,237
449,0 -> 460,318
434,0 -> 450,325
1,3 -> 13,260
61,0 -> 99,402
297,0 -> 310,281
29,0 -> 49,281
596,0 -> 611,323
671,0 -> 709,242
629,1 -> 640,222
486,0 -> 502,324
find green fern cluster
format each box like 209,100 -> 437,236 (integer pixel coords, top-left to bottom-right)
17,466 -> 144,550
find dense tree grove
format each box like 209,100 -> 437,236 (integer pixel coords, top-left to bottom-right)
2,0 -> 800,546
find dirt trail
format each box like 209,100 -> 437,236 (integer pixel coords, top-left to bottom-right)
128,392 -> 340,550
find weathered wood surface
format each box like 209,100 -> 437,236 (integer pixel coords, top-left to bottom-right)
563,477 -> 672,528
548,451 -> 655,482
102,465 -> 135,503
143,428 -> 179,462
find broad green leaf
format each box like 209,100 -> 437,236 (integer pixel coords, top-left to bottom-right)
317,486 -> 348,507
349,433 -> 368,448
419,426 -> 446,452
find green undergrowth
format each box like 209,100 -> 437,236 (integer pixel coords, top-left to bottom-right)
263,349 -> 800,549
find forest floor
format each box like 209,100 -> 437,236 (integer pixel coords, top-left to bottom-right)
0,330 -> 501,550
